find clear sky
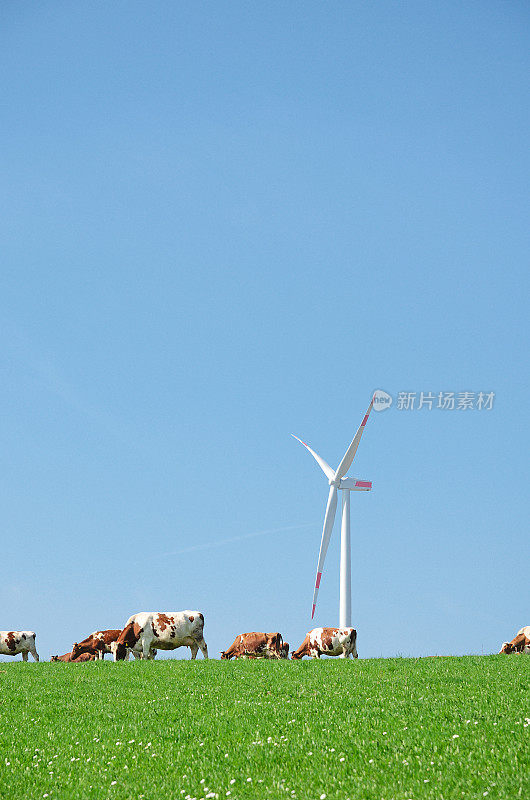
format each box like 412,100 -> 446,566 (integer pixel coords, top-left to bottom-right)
1,2 -> 528,660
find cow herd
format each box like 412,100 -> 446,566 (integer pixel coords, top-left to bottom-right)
1,616 -> 528,663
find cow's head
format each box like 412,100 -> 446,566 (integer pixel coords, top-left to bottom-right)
350,629 -> 359,659
111,640 -> 128,661
499,641 -> 514,654
51,655 -> 60,662
220,651 -> 229,660
291,650 -> 302,659
71,642 -> 83,660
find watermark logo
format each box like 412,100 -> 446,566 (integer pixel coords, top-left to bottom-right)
373,389 -> 393,412
371,390 -> 495,411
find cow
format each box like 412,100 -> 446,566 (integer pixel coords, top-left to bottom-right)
0,631 -> 39,662
220,632 -> 283,660
291,627 -> 358,659
113,611 -> 208,661
71,629 -> 123,661
51,652 -> 95,663
499,626 -> 530,654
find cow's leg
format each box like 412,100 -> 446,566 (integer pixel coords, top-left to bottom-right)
310,649 -> 320,659
31,649 -> 40,662
22,651 -> 28,662
189,642 -> 199,659
198,638 -> 208,659
141,635 -> 154,660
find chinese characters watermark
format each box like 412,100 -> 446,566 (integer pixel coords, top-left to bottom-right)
372,389 -> 495,412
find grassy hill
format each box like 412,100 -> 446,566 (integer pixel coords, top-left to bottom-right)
0,656 -> 527,799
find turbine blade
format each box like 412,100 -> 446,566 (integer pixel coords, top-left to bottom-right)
291,434 -> 334,482
311,485 -> 338,618
334,396 -> 375,481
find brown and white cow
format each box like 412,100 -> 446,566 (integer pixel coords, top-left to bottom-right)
51,652 -> 95,663
71,629 -> 123,661
291,627 -> 358,659
113,611 -> 208,661
0,631 -> 39,661
499,626 -> 530,654
220,632 -> 283,660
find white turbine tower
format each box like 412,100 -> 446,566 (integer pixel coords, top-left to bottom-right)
292,396 -> 374,626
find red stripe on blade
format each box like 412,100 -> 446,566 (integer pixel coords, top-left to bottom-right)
361,414 -> 369,426
315,571 -> 322,589
355,480 -> 372,488
311,604 -> 316,619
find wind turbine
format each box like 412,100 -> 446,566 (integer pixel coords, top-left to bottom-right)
292,396 -> 374,627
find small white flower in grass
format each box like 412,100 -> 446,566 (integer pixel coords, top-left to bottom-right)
230,779 -> 236,785
452,734 -> 459,739
226,793 -> 231,797
340,757 -> 345,762
247,778 -> 252,782
111,781 -> 117,786
320,794 -> 326,799
368,759 -> 374,764
424,779 -> 429,783
329,748 -> 335,752
483,793 -> 489,797
200,779 -> 205,784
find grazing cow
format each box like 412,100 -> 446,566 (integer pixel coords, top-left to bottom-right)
113,611 -> 208,661
291,627 -> 358,659
220,632 -> 284,660
0,631 -> 39,662
71,629 -> 122,661
499,626 -> 530,654
51,652 -> 95,663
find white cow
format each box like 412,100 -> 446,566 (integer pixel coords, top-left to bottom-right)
291,627 -> 358,659
0,631 -> 39,661
113,611 -> 208,660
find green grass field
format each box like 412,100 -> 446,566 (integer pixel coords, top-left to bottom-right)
0,656 -> 527,800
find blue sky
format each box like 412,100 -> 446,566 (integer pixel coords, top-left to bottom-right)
1,2 -> 528,660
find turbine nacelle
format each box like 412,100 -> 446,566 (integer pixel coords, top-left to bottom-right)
328,476 -> 371,490
339,477 -> 372,491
